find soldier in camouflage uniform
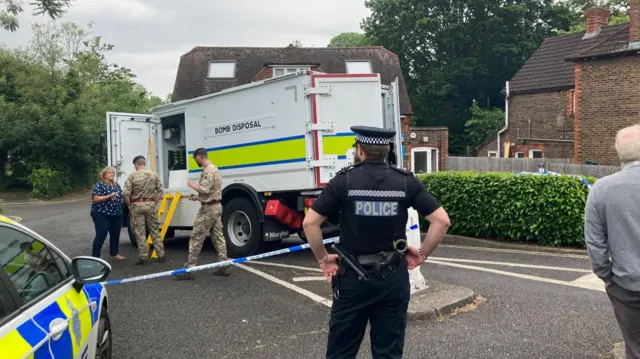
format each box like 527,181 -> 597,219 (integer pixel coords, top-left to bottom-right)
177,147 -> 230,279
123,155 -> 166,265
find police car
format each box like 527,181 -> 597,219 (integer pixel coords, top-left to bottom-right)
0,215 -> 113,358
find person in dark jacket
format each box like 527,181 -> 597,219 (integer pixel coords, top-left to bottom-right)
91,167 -> 125,261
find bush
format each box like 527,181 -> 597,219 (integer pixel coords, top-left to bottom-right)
29,168 -> 72,200
417,171 -> 597,247
0,199 -> 4,214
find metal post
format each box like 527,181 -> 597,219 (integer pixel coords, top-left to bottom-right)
407,207 -> 428,293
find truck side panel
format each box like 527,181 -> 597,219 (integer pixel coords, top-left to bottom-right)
180,75 -> 315,193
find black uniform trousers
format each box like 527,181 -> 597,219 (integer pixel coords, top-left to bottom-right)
326,258 -> 410,359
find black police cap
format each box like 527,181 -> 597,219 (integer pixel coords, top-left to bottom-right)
350,126 -> 396,147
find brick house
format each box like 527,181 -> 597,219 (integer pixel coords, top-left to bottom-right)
477,2 -> 639,165
171,44 -> 448,172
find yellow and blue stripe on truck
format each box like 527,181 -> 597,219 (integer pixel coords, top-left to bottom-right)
0,283 -> 105,359
187,132 -> 356,173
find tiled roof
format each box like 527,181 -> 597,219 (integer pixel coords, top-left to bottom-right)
172,45 -> 413,115
505,24 -> 629,95
567,23 -> 639,59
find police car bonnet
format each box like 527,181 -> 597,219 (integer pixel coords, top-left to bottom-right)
351,126 -> 396,147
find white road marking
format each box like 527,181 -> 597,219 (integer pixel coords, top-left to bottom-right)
427,260 -> 605,292
429,257 -> 592,273
236,263 -> 333,307
571,273 -> 605,291
438,245 -> 588,259
292,276 -> 327,282
249,261 -> 322,272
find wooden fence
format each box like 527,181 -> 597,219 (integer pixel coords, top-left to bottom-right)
445,156 -> 620,178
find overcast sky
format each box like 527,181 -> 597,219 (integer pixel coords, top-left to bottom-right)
1,0 -> 371,98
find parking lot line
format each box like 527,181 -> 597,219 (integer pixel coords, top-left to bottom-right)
438,245 -> 589,259
249,261 -> 323,272
427,260 -> 605,292
292,276 -> 327,282
236,263 -> 333,307
429,257 -> 592,272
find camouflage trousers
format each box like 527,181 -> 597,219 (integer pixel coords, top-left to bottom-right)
187,203 -> 227,268
131,202 -> 165,259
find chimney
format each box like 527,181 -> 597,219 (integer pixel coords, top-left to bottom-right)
631,0 -> 639,43
583,7 -> 611,39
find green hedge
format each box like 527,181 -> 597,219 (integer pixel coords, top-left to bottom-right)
0,199 -> 4,215
29,168 -> 72,200
417,171 -> 596,247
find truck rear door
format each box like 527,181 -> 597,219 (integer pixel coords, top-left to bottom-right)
308,73 -> 384,187
106,112 -> 161,188
385,77 -> 403,168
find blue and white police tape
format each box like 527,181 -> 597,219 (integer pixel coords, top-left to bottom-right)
579,178 -> 592,190
102,223 -> 421,286
515,171 -> 592,190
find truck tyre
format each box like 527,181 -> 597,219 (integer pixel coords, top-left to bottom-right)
223,197 -> 262,258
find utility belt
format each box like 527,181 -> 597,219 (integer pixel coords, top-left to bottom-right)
131,198 -> 155,204
333,239 -> 408,282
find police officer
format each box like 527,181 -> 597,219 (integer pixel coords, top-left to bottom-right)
303,125 -> 451,359
177,147 -> 230,279
123,155 -> 166,265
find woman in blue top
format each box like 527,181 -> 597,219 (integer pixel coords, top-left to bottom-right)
91,167 -> 125,260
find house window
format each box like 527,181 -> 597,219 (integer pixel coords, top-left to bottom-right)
208,61 -> 236,78
515,152 -> 524,159
488,151 -> 498,158
529,150 -> 543,158
272,66 -> 310,78
345,60 -> 372,74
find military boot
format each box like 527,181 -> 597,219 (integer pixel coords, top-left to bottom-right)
175,263 -> 195,280
212,255 -> 231,276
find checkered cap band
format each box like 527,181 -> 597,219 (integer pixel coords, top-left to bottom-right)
356,134 -> 392,145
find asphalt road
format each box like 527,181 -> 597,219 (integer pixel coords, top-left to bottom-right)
3,199 -> 623,359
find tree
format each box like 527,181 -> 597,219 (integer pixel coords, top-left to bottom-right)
557,0 -> 630,34
0,21 -> 163,196
327,32 -> 373,47
361,0 -> 575,154
1,0 -> 72,32
464,100 -> 505,151
291,40 -> 303,47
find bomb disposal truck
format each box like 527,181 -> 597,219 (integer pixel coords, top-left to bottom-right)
106,70 -> 403,257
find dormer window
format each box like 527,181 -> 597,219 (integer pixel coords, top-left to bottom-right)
345,60 -> 372,74
208,61 -> 236,79
272,65 -> 311,78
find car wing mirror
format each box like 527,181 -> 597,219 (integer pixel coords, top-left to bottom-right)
71,256 -> 112,290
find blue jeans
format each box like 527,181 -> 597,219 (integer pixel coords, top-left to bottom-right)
91,211 -> 123,257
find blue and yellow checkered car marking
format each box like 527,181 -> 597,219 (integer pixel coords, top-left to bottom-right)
187,132 -> 356,173
0,215 -> 15,224
0,280 -> 105,358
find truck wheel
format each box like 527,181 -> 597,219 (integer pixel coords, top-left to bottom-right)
223,197 -> 262,257
164,228 -> 176,239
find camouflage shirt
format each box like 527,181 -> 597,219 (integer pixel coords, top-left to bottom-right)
198,163 -> 222,203
123,169 -> 162,200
